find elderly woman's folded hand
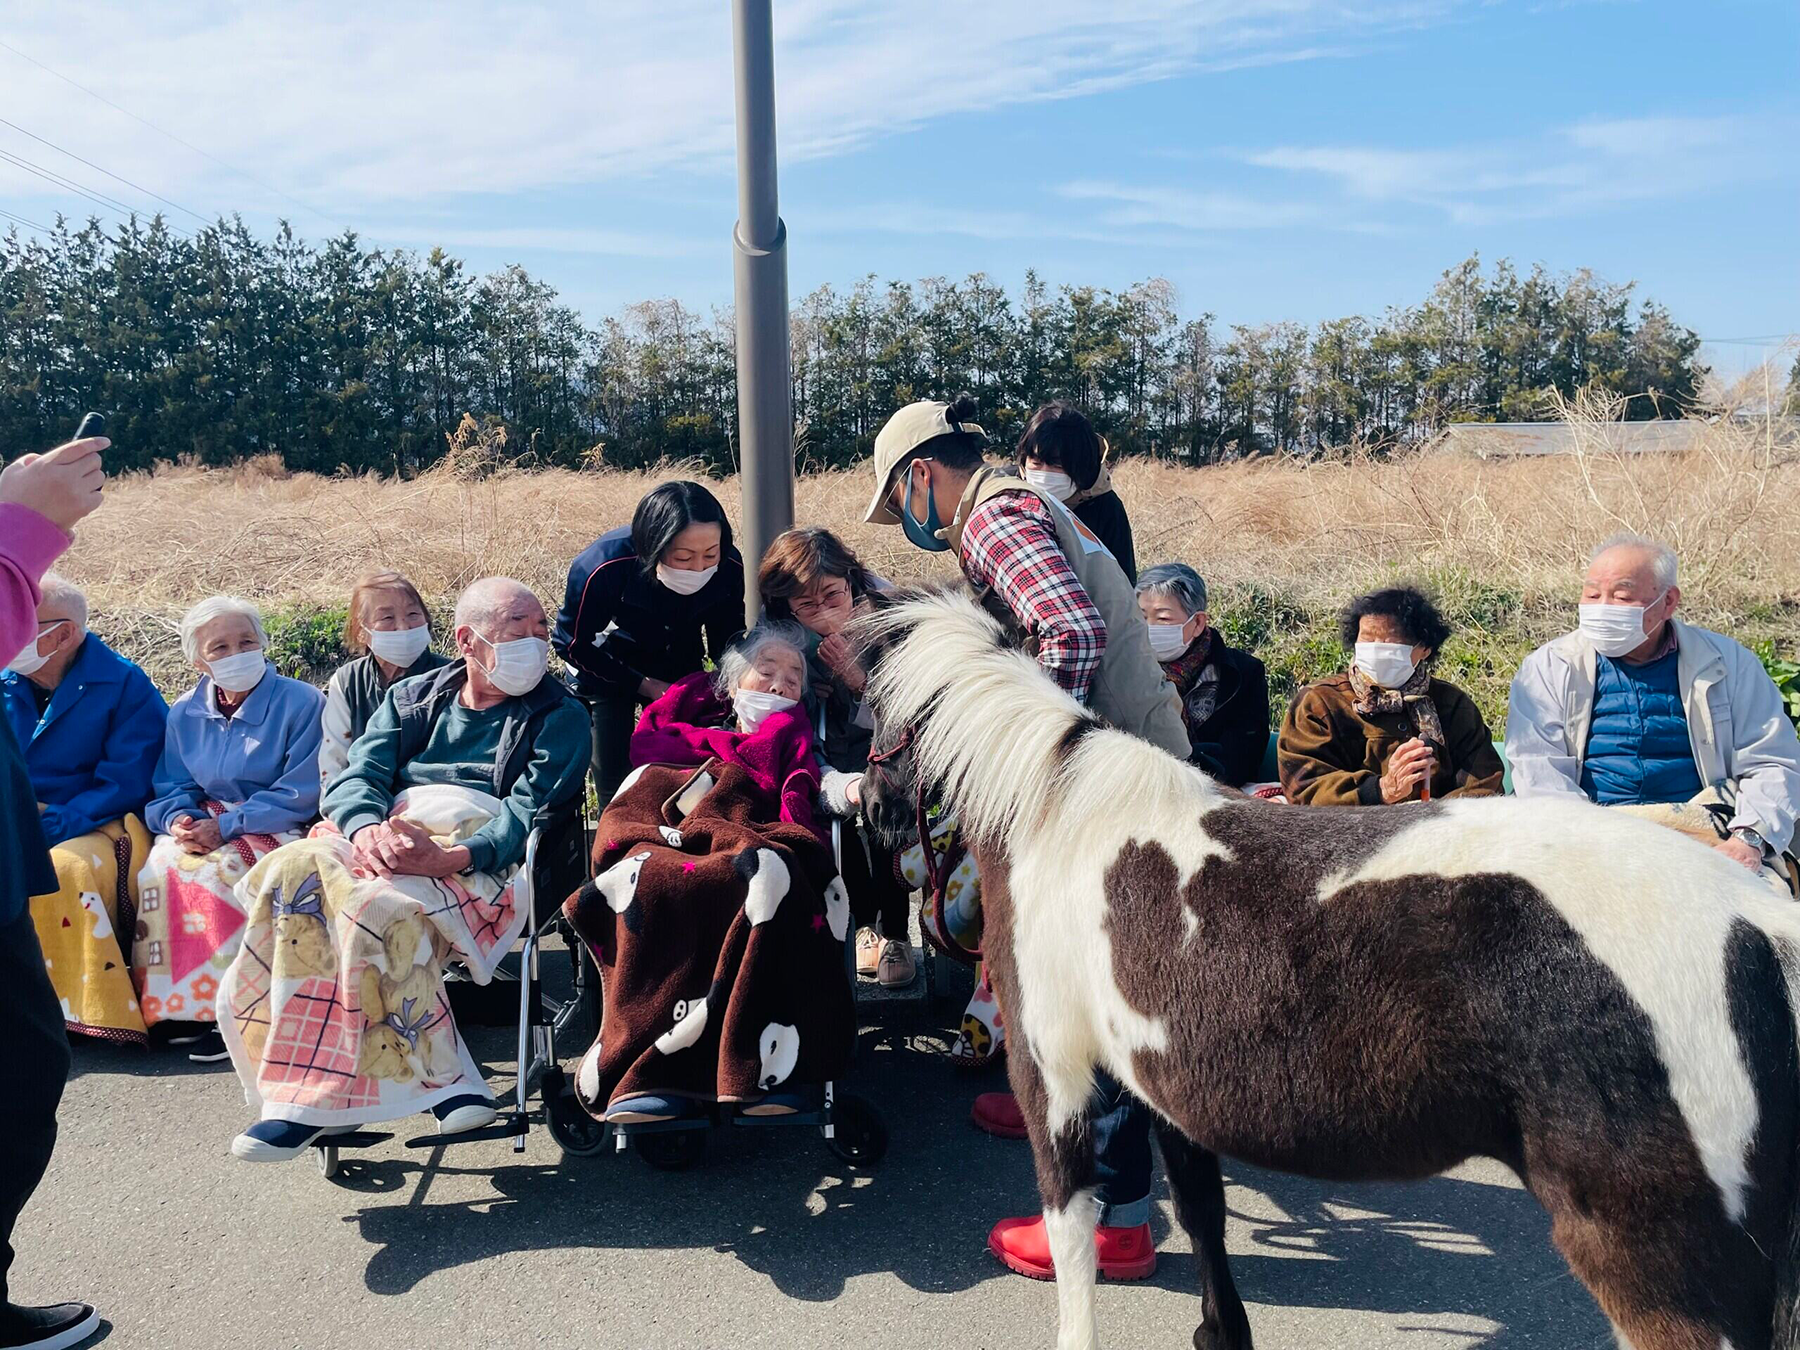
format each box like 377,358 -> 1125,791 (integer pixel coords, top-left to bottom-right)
171,814 -> 223,854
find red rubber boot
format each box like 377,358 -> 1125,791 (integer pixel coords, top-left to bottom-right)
987,1214 -> 1157,1281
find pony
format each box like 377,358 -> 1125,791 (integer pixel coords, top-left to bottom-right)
854,586 -> 1800,1350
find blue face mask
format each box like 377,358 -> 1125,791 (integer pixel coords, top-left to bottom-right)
899,464 -> 950,553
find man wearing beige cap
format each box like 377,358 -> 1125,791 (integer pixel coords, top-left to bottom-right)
865,395 -> 1187,1283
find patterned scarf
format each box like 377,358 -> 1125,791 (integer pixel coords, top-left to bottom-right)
1347,655 -> 1446,749
1164,628 -> 1219,726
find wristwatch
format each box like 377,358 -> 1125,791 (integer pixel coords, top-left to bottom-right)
1732,826 -> 1770,859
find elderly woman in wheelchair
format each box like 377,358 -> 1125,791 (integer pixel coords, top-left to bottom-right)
565,621 -> 857,1127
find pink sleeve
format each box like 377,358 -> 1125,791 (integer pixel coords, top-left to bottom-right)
0,504 -> 71,657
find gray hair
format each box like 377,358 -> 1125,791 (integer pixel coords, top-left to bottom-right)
453,576 -> 536,636
37,572 -> 89,632
179,595 -> 266,664
1134,562 -> 1208,617
714,620 -> 810,700
1590,532 -> 1678,591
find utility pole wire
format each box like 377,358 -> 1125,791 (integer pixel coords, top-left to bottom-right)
0,115 -> 216,226
0,206 -> 53,232
0,35 -> 341,232
0,147 -> 195,240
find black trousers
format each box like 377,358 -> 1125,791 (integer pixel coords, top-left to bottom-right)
0,913 -> 71,1305
838,819 -> 911,938
587,694 -> 640,806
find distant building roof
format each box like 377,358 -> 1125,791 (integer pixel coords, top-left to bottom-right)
1426,421 -> 1708,458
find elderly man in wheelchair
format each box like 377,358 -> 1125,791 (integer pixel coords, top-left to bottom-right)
218,576 -> 589,1162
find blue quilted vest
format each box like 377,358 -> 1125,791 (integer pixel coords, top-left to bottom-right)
1580,647 -> 1702,806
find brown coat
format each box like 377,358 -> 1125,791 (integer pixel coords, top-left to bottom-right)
1278,673 -> 1504,806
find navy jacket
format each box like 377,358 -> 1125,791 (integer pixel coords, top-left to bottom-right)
553,526 -> 747,701
3,634 -> 168,846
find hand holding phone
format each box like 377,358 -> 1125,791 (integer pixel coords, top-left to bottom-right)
0,413 -> 109,531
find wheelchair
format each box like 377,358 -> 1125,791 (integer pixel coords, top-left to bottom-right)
592,801 -> 889,1174
310,794 -> 890,1178
309,799 -> 604,1179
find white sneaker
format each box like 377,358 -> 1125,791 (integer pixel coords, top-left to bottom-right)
433,1097 -> 498,1135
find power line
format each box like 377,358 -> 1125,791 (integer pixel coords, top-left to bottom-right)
0,206 -> 52,233
0,36 -> 341,232
0,147 -> 195,239
0,115 -> 214,226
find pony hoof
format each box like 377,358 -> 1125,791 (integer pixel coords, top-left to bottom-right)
1194,1322 -> 1253,1350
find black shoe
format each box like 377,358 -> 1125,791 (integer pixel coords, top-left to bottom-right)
0,1301 -> 100,1350
185,1028 -> 229,1064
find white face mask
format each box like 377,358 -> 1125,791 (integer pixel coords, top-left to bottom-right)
1146,622 -> 1191,662
1354,641 -> 1418,690
367,624 -> 431,668
1023,467 -> 1076,502
1578,597 -> 1664,658
657,563 -> 718,596
734,688 -> 798,733
207,648 -> 268,694
5,620 -> 66,677
477,633 -> 549,696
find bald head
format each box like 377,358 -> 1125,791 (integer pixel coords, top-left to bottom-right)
1584,534 -> 1678,605
453,577 -> 542,639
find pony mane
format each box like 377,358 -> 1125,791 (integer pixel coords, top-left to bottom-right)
859,587 -> 1211,850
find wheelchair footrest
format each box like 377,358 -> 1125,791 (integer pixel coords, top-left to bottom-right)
313,1131 -> 393,1150
402,1117 -> 529,1149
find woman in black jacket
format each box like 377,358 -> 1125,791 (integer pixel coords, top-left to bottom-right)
1014,401 -> 1136,582
554,481 -> 746,801
1134,562 -> 1271,786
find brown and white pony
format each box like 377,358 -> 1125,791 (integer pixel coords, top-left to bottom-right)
855,587 -> 1800,1350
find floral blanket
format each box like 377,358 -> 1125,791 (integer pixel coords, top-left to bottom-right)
564,759 -> 853,1116
218,785 -> 527,1126
135,803 -> 293,1028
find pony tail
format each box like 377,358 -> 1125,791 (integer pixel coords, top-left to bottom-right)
944,393 -> 979,428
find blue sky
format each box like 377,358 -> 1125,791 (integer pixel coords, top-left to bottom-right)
4,1 -> 1795,379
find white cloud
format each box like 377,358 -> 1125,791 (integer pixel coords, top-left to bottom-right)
1057,180 -> 1324,231
360,224 -> 709,258
0,0 -> 1459,228
1239,115 -> 1783,224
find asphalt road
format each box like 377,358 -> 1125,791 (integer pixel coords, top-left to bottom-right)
19,954 -> 1611,1350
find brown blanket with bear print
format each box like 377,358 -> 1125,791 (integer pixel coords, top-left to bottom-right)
563,759 -> 854,1117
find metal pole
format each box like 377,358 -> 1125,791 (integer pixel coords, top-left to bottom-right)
731,0 -> 793,625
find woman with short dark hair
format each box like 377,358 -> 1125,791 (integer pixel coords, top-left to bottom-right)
1015,401 -> 1137,581
1278,584 -> 1503,806
554,481 -> 746,802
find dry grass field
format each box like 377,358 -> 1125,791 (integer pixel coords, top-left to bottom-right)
57,410 -> 1800,733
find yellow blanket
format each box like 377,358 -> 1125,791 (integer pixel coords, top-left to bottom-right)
32,815 -> 151,1043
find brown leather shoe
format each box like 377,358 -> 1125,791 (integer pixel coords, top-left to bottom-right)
877,939 -> 916,988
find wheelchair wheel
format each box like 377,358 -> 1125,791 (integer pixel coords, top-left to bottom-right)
315,1143 -> 341,1180
634,1128 -> 707,1172
547,1096 -> 610,1158
826,1092 -> 888,1167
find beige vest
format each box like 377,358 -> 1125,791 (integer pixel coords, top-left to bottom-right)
946,467 -> 1189,759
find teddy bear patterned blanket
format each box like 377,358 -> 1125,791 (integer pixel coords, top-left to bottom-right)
217,784 -> 527,1126
564,759 -> 854,1117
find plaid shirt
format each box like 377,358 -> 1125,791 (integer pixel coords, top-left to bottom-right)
959,490 -> 1107,703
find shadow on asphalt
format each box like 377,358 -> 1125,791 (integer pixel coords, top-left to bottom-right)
1213,1167 -> 1610,1348
65,965 -> 1607,1346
